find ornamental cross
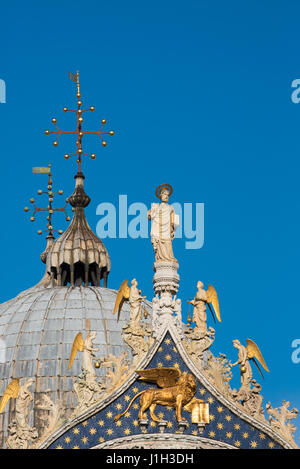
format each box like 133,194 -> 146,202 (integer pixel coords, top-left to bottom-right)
45,71 -> 114,173
24,164 -> 71,236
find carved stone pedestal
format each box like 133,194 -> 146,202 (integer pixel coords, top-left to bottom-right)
177,420 -> 188,434
139,419 -> 149,434
197,422 -> 206,434
152,261 -> 182,333
158,420 -> 168,434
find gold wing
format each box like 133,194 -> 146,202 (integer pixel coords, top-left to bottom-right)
0,379 -> 20,414
206,285 -> 221,322
68,332 -> 85,370
136,367 -> 181,388
246,339 -> 270,372
113,280 -> 130,321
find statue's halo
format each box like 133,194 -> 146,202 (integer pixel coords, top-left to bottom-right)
155,183 -> 173,199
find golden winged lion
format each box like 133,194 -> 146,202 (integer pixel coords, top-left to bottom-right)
114,367 -> 197,423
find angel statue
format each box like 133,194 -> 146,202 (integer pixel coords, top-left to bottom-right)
113,278 -> 146,326
68,332 -> 104,418
232,339 -> 269,393
68,331 -> 100,377
0,378 -> 38,449
187,282 -> 221,337
147,184 -> 179,263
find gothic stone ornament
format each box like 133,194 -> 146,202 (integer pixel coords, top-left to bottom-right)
34,394 -> 64,446
203,353 -> 233,400
266,401 -> 299,448
183,325 -> 215,365
232,379 -> 266,422
114,368 -> 197,424
101,352 -> 130,395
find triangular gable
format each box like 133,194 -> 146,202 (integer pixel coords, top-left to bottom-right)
41,325 -> 291,449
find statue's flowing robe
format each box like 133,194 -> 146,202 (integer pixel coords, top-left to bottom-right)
150,203 -> 177,262
129,286 -> 142,322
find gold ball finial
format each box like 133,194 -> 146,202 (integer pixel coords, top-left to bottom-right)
90,106 -> 95,112
24,207 -> 29,212
102,141 -> 107,147
109,130 -> 114,136
58,230 -> 63,234
37,230 -> 42,235
78,117 -> 84,123
63,107 -> 68,112
91,153 -> 96,159
30,216 -> 35,222
101,119 -> 106,125
53,141 -> 58,147
37,190 -> 43,195
45,130 -> 50,135
58,190 -> 63,195
30,198 -> 35,203
66,216 -> 71,221
64,154 -> 70,159
94,361 -> 101,369
51,118 -> 57,124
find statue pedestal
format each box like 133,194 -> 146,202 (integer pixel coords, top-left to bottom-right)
152,261 -> 181,334
153,261 -> 179,296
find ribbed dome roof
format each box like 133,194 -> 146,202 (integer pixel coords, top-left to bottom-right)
0,283 -> 133,447
46,172 -> 110,287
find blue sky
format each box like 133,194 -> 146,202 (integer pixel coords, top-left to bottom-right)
0,0 -> 300,443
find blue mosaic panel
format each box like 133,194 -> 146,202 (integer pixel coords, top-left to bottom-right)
49,333 -> 283,449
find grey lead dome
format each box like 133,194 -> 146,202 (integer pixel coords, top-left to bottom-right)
0,283 -> 131,447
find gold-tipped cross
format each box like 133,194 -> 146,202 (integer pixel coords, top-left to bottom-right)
24,164 -> 71,236
45,71 -> 114,173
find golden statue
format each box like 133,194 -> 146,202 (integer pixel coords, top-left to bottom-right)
232,339 -> 270,390
113,278 -> 146,324
187,282 -> 221,336
68,331 -> 100,375
114,367 -> 197,423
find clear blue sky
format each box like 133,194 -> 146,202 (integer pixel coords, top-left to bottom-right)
1,0 -> 300,443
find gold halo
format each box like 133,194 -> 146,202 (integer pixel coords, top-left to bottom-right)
155,183 -> 173,199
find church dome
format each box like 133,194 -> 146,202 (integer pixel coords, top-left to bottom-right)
0,282 -> 132,447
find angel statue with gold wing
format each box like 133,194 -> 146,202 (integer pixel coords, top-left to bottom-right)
187,282 -> 221,337
232,339 -> 270,392
0,378 -> 38,449
113,278 -> 146,326
68,331 -> 100,377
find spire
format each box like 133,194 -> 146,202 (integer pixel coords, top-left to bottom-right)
43,72 -> 114,287
24,163 -> 71,263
